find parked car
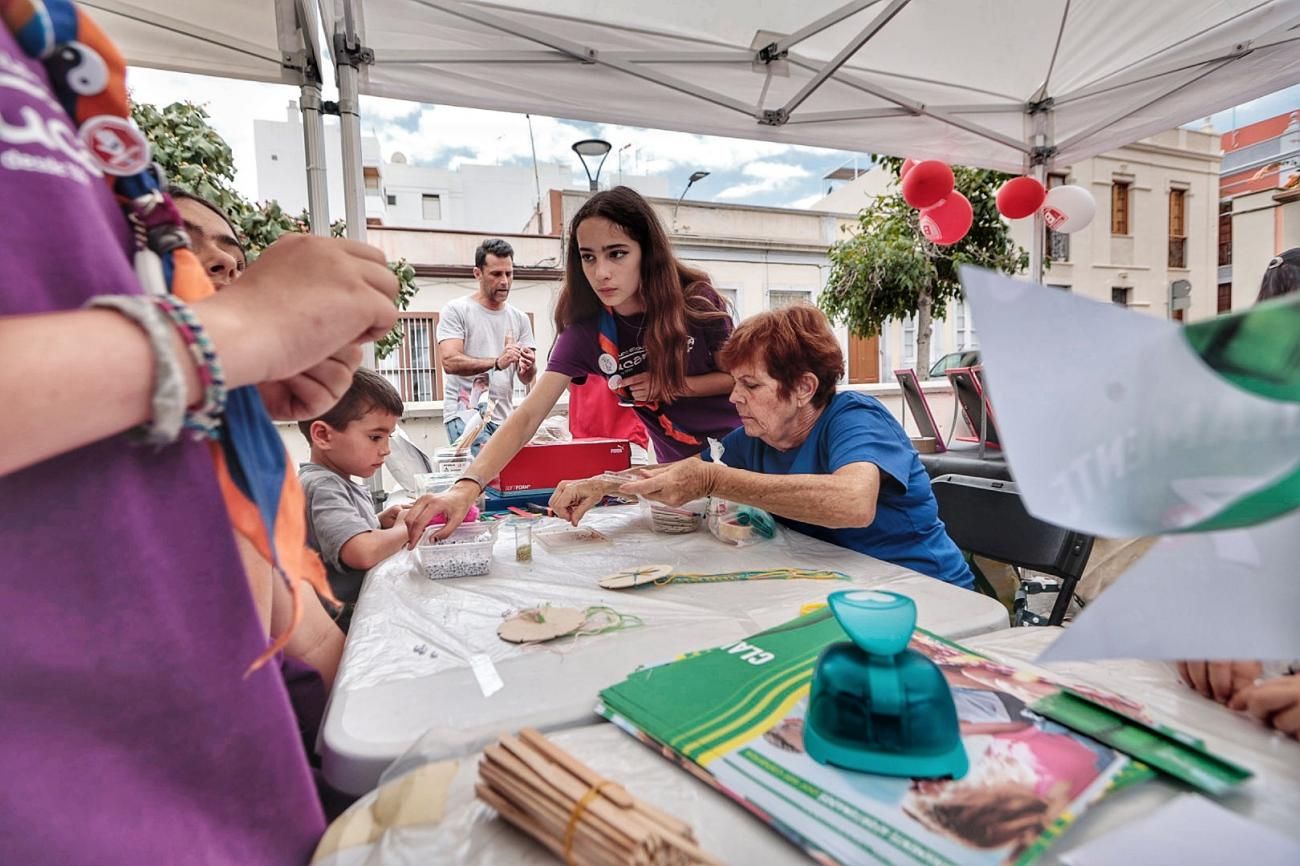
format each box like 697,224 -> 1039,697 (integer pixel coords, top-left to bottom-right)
928,350 -> 981,378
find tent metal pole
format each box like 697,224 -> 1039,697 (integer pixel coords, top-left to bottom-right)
337,62 -> 367,245
778,0 -> 912,120
299,83 -> 330,236
333,6 -> 386,505
1027,104 -> 1052,285
1029,163 -> 1046,285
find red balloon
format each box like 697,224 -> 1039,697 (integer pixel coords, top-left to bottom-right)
901,158 -> 917,177
901,160 -> 954,209
918,192 -> 973,246
996,176 -> 1046,219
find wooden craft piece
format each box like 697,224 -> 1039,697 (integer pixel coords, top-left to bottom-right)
498,606 -> 589,643
598,564 -> 673,590
477,728 -> 724,866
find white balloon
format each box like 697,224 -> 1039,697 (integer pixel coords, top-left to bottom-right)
1040,184 -> 1096,234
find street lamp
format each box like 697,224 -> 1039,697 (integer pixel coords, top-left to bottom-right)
572,138 -> 612,191
672,170 -> 711,225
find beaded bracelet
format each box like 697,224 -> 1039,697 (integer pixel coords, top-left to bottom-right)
151,294 -> 227,439
86,294 -> 187,445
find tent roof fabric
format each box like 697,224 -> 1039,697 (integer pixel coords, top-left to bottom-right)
89,0 -> 325,86
340,0 -> 1300,171
98,0 -> 1300,172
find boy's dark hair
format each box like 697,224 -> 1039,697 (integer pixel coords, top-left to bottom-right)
475,238 -> 514,269
298,368 -> 404,442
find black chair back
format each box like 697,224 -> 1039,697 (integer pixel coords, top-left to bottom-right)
931,474 -> 1093,625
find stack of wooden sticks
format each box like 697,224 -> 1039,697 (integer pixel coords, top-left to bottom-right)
477,728 -> 723,866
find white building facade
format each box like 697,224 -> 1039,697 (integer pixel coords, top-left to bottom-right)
253,102 -> 668,233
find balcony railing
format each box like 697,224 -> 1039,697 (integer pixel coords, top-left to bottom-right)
1169,236 -> 1187,269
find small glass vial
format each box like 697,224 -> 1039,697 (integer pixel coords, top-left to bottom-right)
514,520 -> 533,562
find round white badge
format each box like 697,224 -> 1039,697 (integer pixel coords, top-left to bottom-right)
598,353 -> 618,375
80,116 -> 152,176
607,374 -> 623,391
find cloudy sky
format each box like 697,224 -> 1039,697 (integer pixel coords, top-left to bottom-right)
127,66 -> 1297,212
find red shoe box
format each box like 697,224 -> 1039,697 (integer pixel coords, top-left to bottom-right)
489,438 -> 631,493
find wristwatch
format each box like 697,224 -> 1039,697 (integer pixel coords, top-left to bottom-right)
453,472 -> 488,493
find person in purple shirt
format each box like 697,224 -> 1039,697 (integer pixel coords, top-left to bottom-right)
405,186 -> 741,541
0,18 -> 398,863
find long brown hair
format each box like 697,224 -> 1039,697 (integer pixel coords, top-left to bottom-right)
555,186 -> 728,403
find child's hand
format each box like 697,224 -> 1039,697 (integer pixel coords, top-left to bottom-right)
378,504 -> 407,529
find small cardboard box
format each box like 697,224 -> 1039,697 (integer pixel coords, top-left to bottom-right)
489,438 -> 631,494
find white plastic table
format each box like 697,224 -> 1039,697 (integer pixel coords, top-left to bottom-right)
320,505 -> 1008,795
315,628 -> 1300,866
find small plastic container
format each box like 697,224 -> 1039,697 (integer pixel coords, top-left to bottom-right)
644,498 -> 707,534
414,471 -> 461,496
415,520 -> 501,579
433,447 -> 473,475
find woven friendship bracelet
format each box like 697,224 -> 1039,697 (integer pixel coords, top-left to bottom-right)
85,294 -> 187,445
152,294 -> 227,439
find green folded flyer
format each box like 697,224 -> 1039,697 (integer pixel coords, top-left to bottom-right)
599,610 -> 1249,866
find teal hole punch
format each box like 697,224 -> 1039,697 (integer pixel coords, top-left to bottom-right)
804,590 -> 968,779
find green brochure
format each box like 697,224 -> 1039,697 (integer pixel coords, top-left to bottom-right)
600,610 -> 1153,866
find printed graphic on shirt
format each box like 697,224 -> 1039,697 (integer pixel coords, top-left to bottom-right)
0,45 -> 100,187
614,336 -> 696,377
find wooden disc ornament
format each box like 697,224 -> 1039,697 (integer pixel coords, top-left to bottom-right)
598,564 -> 673,590
497,606 -> 589,643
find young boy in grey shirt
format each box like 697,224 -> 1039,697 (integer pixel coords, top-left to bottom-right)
299,368 -> 410,630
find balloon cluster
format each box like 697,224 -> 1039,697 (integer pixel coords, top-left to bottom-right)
898,158 -> 1098,244
993,174 -> 1094,233
899,159 -> 971,246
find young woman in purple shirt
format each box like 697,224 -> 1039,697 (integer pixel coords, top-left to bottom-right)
407,186 -> 740,541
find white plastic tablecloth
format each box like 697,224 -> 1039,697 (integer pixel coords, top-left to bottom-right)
320,505 -> 1008,795
316,628 -> 1300,866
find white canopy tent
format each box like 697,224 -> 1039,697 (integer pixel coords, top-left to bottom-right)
87,0 -> 337,236
101,0 -> 1300,275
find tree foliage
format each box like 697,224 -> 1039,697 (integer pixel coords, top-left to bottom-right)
132,99 -> 415,358
819,155 -> 1028,375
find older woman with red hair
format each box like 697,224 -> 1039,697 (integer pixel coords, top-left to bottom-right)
554,304 -> 975,588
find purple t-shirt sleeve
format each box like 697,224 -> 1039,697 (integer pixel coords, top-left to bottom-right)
546,320 -> 599,382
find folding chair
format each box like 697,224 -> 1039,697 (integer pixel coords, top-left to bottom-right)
946,366 -> 1001,452
892,367 -> 946,452
930,474 -> 1094,626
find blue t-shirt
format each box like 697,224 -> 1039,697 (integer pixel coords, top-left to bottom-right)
711,391 -> 974,588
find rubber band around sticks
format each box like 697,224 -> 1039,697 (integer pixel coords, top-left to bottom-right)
563,779 -> 619,866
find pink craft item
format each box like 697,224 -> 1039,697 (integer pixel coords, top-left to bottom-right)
428,505 -> 480,526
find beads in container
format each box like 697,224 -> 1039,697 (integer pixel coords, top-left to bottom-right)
644,498 -> 707,534
415,520 -> 501,579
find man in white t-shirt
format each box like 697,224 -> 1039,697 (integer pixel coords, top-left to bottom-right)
436,238 -> 537,453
